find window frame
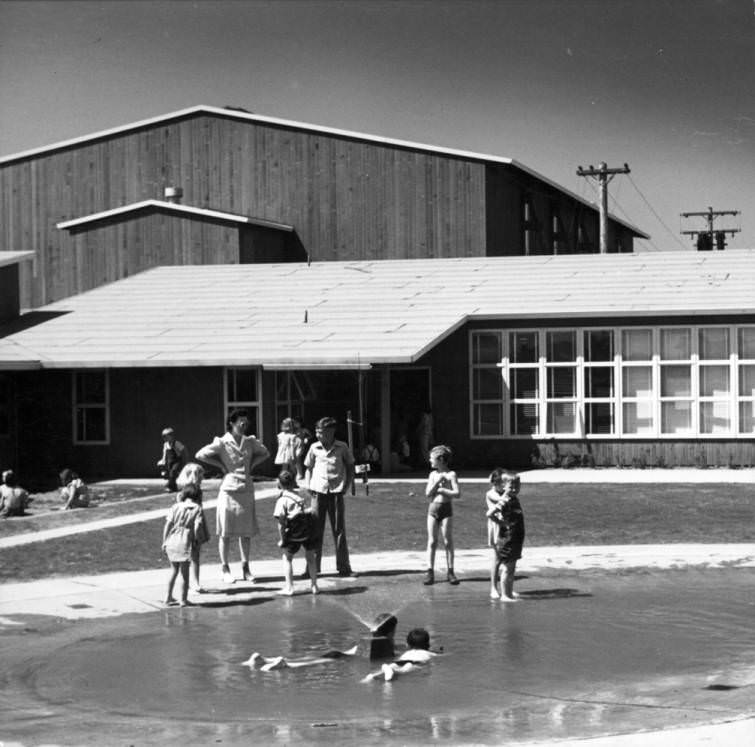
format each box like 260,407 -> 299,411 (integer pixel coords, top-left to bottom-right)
72,370 -> 110,445
224,367 -> 263,438
469,324 -> 754,440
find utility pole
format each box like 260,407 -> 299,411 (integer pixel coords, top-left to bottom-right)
576,162 -> 631,253
680,207 -> 740,251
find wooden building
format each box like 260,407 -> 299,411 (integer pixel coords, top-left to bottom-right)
0,105 -> 647,309
0,251 -> 753,483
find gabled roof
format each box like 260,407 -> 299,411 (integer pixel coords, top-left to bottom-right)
0,250 -> 751,371
0,105 -> 649,239
57,200 -> 294,232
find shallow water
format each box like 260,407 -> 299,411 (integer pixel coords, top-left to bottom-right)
2,568 -> 755,745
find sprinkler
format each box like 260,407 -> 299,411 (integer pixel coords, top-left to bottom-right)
366,612 -> 397,660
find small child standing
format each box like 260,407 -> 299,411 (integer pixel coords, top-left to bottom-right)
0,470 -> 32,518
59,468 -> 90,510
274,418 -> 300,478
157,427 -> 187,492
273,470 -> 318,596
292,418 -> 312,483
485,468 -> 525,601
162,483 -> 204,606
423,444 -> 460,586
176,463 -> 210,593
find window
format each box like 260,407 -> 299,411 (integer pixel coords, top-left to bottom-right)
274,371 -> 316,427
584,330 -> 615,435
225,368 -> 261,437
508,331 -> 538,435
739,327 -> 755,434
73,371 -> 109,444
545,331 -> 577,434
471,332 -> 503,435
699,328 -> 731,434
469,324 -> 754,439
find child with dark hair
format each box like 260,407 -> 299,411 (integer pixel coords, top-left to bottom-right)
486,468 -> 525,601
0,470 -> 32,518
162,483 -> 205,606
273,470 -> 318,595
157,427 -> 187,492
59,468 -> 90,510
362,627 -> 439,682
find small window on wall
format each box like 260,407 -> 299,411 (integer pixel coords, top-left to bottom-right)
225,367 -> 261,437
471,332 -> 504,436
73,371 -> 109,444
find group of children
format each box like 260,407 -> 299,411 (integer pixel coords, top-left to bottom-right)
161,436 -> 526,606
423,444 -> 525,601
0,467 -> 89,518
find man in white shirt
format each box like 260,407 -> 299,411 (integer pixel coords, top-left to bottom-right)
304,416 -> 356,576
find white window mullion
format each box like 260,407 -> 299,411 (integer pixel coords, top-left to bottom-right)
538,330 -> 547,436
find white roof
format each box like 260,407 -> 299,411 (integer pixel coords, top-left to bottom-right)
0,250 -> 752,370
57,200 -> 294,232
0,104 -> 649,239
0,251 -> 36,268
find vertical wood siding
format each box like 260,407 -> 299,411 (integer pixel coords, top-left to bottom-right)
2,114 -> 487,307
1,113 -> 633,309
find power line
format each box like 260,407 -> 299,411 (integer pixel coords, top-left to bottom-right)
581,176 -> 660,251
627,173 -> 689,251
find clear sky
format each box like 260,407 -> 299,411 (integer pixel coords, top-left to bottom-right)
1,0 -> 753,250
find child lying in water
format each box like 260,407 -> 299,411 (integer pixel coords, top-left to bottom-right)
243,645 -> 358,672
361,627 -> 439,682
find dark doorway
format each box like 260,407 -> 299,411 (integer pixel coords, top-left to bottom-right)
390,368 -> 432,469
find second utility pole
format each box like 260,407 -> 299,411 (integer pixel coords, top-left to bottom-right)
577,162 -> 631,253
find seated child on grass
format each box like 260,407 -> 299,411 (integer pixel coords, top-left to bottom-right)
485,468 -> 525,601
273,470 -> 318,596
60,468 -> 90,510
362,627 -> 439,682
0,470 -> 32,518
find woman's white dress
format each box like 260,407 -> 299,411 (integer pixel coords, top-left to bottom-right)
196,432 -> 268,538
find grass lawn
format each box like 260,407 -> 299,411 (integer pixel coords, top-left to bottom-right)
0,481 -> 753,583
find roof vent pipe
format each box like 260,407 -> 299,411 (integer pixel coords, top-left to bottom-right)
164,186 -> 183,204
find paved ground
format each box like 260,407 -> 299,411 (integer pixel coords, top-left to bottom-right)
2,468 -> 754,746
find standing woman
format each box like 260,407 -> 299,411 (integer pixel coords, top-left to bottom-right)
196,408 -> 269,584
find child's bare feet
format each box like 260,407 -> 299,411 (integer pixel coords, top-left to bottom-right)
381,663 -> 395,681
277,586 -> 294,596
261,656 -> 286,671
500,594 -> 519,603
489,589 -> 501,600
243,652 -> 264,668
311,584 -> 320,595
179,599 -> 194,607
164,597 -> 178,606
